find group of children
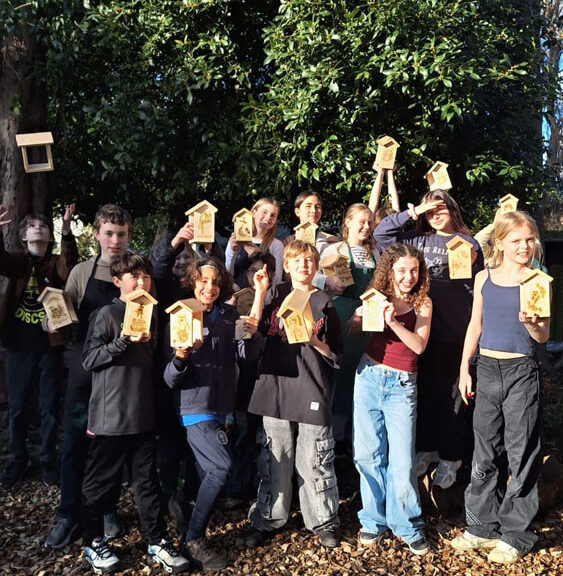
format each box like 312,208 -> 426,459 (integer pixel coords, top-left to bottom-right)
0,170 -> 551,573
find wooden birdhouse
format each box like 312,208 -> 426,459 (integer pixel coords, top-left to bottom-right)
232,287 -> 255,316
232,208 -> 253,242
320,253 -> 354,288
425,161 -> 452,191
123,289 -> 157,337
446,235 -> 473,279
15,132 -> 54,173
360,288 -> 387,332
37,287 -> 78,330
520,269 -> 553,318
276,288 -> 314,344
373,136 -> 400,171
498,194 -> 519,214
165,298 -> 205,348
185,201 -> 218,244
294,221 -> 318,245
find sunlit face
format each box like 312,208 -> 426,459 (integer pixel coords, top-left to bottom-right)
22,219 -> 52,244
194,266 -> 221,310
253,203 -> 279,235
424,202 -> 454,234
496,224 -> 536,266
346,210 -> 373,245
392,256 -> 419,297
284,252 -> 317,285
172,246 -> 194,278
95,222 -> 130,261
295,195 -> 322,225
114,271 -> 152,297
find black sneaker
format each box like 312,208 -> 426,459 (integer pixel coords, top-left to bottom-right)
41,462 -> 59,487
407,537 -> 430,556
2,460 -> 29,489
103,513 -> 125,539
317,527 -> 340,548
183,537 -> 227,572
44,516 -> 79,549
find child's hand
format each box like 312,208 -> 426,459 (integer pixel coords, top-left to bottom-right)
0,205 -> 12,227
242,315 -> 259,336
175,339 -> 203,359
519,311 -> 540,325
383,301 -> 396,326
129,331 -> 151,343
171,222 -> 194,249
229,233 -> 240,252
325,276 -> 345,292
458,372 -> 474,405
414,199 -> 443,218
46,319 -> 59,334
253,264 -> 269,293
62,203 -> 75,234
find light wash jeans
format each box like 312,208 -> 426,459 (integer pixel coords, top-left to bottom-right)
353,356 -> 424,543
249,416 -> 340,533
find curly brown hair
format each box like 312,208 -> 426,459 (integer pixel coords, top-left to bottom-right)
181,257 -> 234,302
368,244 -> 429,312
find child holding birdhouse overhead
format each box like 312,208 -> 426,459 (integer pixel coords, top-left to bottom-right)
349,243 -> 432,556
451,211 -> 550,564
242,239 -> 343,551
163,257 -> 264,572
374,188 -> 484,489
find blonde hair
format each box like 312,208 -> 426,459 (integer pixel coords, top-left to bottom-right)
283,239 -> 320,270
490,211 -> 540,269
251,197 -> 280,252
341,203 -> 375,250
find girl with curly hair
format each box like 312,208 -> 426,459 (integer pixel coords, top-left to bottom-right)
349,243 -> 432,556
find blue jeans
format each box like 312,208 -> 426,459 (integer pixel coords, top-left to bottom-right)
353,356 -> 424,543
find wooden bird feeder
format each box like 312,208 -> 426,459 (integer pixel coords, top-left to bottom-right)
37,287 -> 78,330
276,288 -> 314,344
165,298 -> 205,348
232,208 -> 254,242
294,221 -> 318,246
232,287 -> 255,316
425,161 -> 452,191
15,132 -> 54,173
446,235 -> 473,280
123,289 -> 157,337
498,193 -> 519,214
320,253 -> 354,288
373,135 -> 400,171
185,200 -> 218,244
520,269 -> 553,318
360,288 -> 387,332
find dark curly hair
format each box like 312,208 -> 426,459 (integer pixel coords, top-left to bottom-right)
181,257 -> 234,301
368,244 -> 429,312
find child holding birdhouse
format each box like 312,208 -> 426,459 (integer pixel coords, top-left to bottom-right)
80,251 -> 190,575
163,257 -> 263,572
0,204 -> 78,489
348,243 -> 432,556
242,240 -> 343,550
374,189 -> 484,489
225,197 -> 284,286
451,211 -> 550,564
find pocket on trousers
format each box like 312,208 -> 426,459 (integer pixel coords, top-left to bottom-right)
315,474 -> 338,522
256,427 -> 271,482
315,437 -> 336,469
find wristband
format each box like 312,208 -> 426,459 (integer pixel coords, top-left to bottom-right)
407,203 -> 418,221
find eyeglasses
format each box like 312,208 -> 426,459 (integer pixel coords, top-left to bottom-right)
247,267 -> 262,274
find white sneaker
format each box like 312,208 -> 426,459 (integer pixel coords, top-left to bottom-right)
147,538 -> 191,573
84,538 -> 120,574
415,451 -> 439,477
450,530 -> 499,551
432,459 -> 461,489
487,540 -> 521,564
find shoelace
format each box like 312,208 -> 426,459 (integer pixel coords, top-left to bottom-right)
93,543 -> 114,560
156,541 -> 180,557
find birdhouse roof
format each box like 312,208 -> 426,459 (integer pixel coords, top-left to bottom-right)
294,222 -> 318,232
360,288 -> 386,302
320,253 -> 349,268
277,289 -> 310,317
37,286 -> 64,303
125,289 -> 158,305
376,135 -> 400,148
445,235 -> 473,251
233,287 -> 255,299
15,132 -> 54,148
232,208 -> 252,221
165,298 -> 205,315
520,269 -> 553,286
185,200 -> 218,216
499,193 -> 519,205
425,161 -> 449,177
